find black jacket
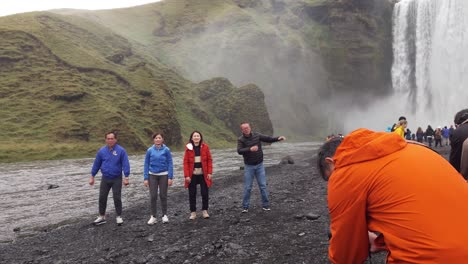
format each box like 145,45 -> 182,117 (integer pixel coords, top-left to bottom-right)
237,132 -> 280,165
450,123 -> 468,172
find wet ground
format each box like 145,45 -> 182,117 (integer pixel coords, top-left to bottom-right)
0,144 -> 451,263
0,142 -> 319,243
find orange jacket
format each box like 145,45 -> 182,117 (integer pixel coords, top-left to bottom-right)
328,128 -> 468,263
183,142 -> 213,188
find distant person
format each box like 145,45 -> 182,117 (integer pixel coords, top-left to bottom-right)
237,122 -> 285,212
425,125 -> 435,147
183,131 -> 213,220
442,126 -> 450,146
393,119 -> 407,139
317,128 -> 468,263
460,139 -> 468,180
390,116 -> 406,132
144,132 -> 173,225
449,124 -> 455,144
416,127 -> 424,143
90,131 -> 130,226
450,109 -> 468,177
405,128 -> 412,140
434,127 -> 443,147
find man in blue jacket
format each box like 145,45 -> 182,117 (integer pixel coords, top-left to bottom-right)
90,131 -> 130,226
237,122 -> 285,212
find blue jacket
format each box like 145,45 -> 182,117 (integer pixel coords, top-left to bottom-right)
144,144 -> 173,180
91,144 -> 130,179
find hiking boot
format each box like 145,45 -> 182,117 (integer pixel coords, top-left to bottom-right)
116,216 -> 123,226
262,207 -> 271,211
147,216 -> 157,225
189,212 -> 197,220
202,210 -> 210,219
162,215 -> 169,223
242,208 -> 248,213
93,216 -> 106,226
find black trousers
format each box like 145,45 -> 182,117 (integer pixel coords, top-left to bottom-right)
99,176 -> 122,216
188,174 -> 209,212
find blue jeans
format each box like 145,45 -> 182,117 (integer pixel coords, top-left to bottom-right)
243,162 -> 269,209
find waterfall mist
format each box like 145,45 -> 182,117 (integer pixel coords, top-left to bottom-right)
156,1 -> 328,136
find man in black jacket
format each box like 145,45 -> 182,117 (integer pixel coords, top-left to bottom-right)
450,109 -> 468,179
237,122 -> 285,212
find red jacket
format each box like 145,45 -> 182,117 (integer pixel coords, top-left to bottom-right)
183,142 -> 213,188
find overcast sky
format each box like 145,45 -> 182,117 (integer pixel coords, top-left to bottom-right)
0,0 -> 161,17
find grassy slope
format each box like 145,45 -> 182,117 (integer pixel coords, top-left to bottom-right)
59,0 -> 330,137
66,0 -> 393,138
0,12 -> 238,162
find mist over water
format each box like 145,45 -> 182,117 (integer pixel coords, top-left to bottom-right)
163,2 -> 327,135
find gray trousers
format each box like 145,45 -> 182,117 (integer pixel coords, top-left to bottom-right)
99,176 -> 122,216
149,174 -> 168,216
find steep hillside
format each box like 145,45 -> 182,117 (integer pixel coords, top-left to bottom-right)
0,12 -> 272,162
58,0 -> 394,136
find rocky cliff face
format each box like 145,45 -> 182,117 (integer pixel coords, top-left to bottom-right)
317,0 -> 394,99
196,78 -> 273,136
0,12 -> 273,162
52,0 -> 395,137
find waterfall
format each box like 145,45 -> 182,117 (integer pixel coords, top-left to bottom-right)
391,0 -> 468,128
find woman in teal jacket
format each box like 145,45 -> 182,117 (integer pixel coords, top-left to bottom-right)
144,132 -> 173,225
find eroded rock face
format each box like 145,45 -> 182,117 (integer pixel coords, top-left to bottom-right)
197,77 -> 274,136
320,0 -> 395,100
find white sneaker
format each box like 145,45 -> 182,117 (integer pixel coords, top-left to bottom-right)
116,216 -> 123,226
147,216 -> 157,225
162,215 -> 169,223
189,212 -> 197,220
93,216 -> 106,226
202,210 -> 210,219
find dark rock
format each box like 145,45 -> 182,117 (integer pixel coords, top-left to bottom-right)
280,155 -> 295,164
294,214 -> 304,220
147,234 -> 154,242
13,227 -> 20,232
305,213 -> 320,220
47,184 -> 59,190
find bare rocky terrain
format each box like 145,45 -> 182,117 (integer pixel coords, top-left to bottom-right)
0,145 -> 450,264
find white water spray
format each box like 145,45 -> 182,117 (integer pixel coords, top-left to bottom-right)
391,0 -> 468,128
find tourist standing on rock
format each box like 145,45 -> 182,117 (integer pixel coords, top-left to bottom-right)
393,119 -> 407,139
450,109 -> 468,179
144,132 -> 173,225
183,131 -> 213,220
425,125 -> 435,147
434,127 -> 443,147
317,128 -> 468,263
237,122 -> 285,213
90,131 -> 130,226
390,116 -> 406,133
442,126 -> 450,146
416,127 -> 424,143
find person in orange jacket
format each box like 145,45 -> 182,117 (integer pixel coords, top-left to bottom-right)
317,128 -> 468,263
183,131 -> 213,220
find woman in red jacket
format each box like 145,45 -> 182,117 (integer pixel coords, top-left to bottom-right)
183,131 -> 213,220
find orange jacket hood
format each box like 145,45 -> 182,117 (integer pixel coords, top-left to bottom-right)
333,128 -> 407,170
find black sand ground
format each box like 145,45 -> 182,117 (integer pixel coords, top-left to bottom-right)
0,145 -> 451,264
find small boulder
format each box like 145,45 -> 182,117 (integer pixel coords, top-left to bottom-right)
280,155 -> 295,164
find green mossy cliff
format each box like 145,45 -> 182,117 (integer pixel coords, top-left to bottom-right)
0,13 -> 272,162
63,0 -> 394,136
